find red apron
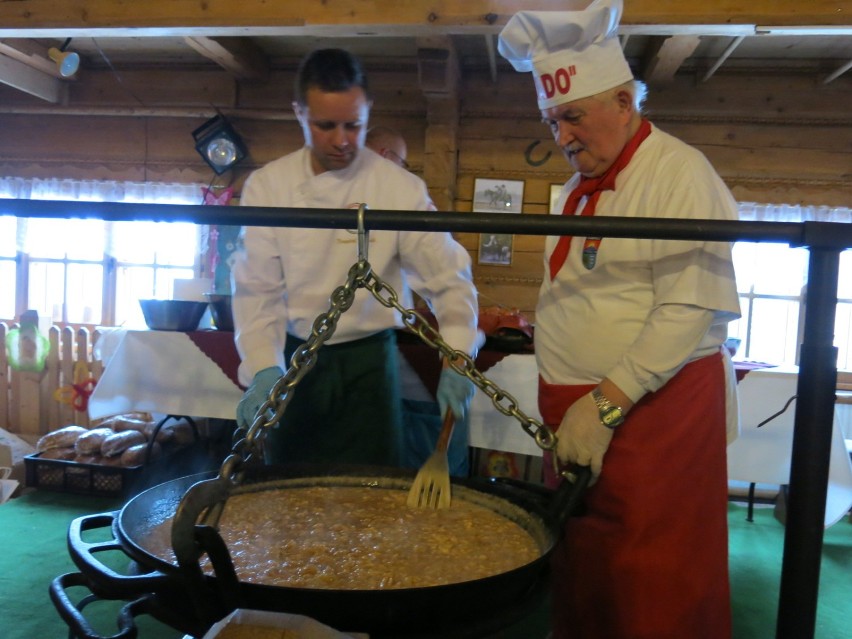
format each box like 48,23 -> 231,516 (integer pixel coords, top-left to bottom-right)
540,353 -> 732,639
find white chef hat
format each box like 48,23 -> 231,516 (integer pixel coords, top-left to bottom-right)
497,0 -> 633,110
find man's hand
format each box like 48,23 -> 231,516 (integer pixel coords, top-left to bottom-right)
436,368 -> 475,420
236,366 -> 284,429
555,391 -> 615,478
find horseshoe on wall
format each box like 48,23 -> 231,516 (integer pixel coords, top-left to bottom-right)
524,140 -> 551,167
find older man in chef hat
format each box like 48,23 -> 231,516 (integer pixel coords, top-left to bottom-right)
499,1 -> 741,637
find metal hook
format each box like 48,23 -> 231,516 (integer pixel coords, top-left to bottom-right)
357,203 -> 369,263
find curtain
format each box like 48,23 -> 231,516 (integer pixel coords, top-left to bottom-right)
0,177 -> 202,204
739,202 -> 851,223
0,177 -> 205,253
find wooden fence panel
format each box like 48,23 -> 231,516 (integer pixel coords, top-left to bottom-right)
1,322 -> 102,437
59,327 -> 76,428
73,328 -> 93,427
45,327 -> 62,430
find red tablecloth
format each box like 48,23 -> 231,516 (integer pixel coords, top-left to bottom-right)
186,329 -> 243,388
734,360 -> 777,382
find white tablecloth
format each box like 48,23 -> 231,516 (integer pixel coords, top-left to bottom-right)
727,365 -> 852,527
89,329 -> 244,421
468,354 -> 544,457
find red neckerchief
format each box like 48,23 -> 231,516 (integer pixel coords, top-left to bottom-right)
548,118 -> 652,280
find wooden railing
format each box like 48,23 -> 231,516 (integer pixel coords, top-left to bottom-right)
0,322 -> 103,440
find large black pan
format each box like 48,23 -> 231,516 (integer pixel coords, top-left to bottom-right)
61,463 -> 588,638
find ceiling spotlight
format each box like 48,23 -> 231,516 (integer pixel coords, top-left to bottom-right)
192,114 -> 248,175
47,38 -> 80,78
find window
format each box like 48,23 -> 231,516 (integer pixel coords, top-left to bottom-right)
0,178 -> 205,329
111,220 -> 200,327
730,204 -> 852,370
730,243 -> 852,369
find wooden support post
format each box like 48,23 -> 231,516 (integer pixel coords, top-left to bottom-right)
417,37 -> 460,213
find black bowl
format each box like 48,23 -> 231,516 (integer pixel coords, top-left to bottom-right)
204,294 -> 234,331
139,299 -> 208,331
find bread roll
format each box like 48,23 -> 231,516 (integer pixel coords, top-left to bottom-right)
144,420 -> 175,444
100,430 -> 147,457
37,425 -> 88,452
39,446 -> 77,460
120,441 -> 161,467
93,412 -> 153,429
75,427 -> 115,455
113,417 -> 150,433
124,411 -> 153,422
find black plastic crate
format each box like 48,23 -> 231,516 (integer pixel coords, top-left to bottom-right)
24,442 -> 219,499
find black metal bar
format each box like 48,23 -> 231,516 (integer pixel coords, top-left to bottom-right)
0,198 -> 819,245
3,197 -> 850,639
776,246 -> 840,639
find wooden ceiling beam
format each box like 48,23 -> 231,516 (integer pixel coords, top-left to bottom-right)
641,35 -> 702,86
0,0 -> 847,37
183,36 -> 269,82
0,39 -> 64,77
0,52 -> 65,102
823,58 -> 852,84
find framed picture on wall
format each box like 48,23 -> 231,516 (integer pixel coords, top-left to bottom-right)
477,232 -> 514,266
474,178 -> 524,266
473,178 -> 524,214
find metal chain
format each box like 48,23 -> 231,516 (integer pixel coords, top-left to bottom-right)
221,253 -> 557,482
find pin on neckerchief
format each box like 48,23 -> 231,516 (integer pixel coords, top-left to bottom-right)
582,237 -> 602,270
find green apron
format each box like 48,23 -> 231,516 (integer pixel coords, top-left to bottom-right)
264,329 -> 403,467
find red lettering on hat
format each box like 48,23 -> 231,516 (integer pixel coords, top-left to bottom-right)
555,68 -> 571,95
541,73 -> 555,98
540,66 -> 577,101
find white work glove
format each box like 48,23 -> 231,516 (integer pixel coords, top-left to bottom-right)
236,366 -> 284,429
555,391 -> 615,479
436,368 -> 475,420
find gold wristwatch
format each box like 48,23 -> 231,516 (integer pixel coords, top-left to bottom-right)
592,388 -> 625,429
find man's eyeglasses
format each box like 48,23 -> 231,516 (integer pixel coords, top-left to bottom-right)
380,148 -> 410,170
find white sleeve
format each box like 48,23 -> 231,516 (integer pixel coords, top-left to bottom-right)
606,304 -> 715,403
231,173 -> 289,386
399,230 -> 480,356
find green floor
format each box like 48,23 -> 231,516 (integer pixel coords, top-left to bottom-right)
0,490 -> 849,639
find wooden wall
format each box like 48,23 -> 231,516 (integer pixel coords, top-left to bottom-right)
0,62 -> 849,320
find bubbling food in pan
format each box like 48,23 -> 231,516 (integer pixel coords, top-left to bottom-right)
142,485 -> 541,590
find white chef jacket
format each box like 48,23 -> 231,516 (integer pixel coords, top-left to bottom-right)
536,124 -> 741,407
232,146 -> 478,387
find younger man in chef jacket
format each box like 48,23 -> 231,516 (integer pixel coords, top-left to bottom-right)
498,1 -> 741,637
231,48 -> 479,468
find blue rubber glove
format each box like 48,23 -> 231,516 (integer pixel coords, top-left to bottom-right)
236,366 -> 284,429
436,367 -> 475,421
